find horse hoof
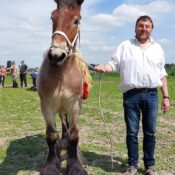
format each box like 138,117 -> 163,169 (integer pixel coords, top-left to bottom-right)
61,138 -> 68,150
67,169 -> 88,175
41,167 -> 61,175
67,164 -> 88,175
41,163 -> 61,175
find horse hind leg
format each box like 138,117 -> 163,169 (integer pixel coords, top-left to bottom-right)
41,126 -> 61,175
66,124 -> 88,175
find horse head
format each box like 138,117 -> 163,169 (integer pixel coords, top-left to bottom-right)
48,0 -> 84,66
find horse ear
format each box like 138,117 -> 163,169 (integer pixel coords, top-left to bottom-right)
77,0 -> 84,5
54,0 -> 59,4
54,0 -> 60,8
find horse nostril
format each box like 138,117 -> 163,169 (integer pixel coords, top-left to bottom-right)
48,50 -> 52,60
59,53 -> 66,60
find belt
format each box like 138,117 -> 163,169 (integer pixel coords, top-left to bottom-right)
126,88 -> 157,93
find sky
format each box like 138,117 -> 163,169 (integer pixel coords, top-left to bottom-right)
0,0 -> 175,68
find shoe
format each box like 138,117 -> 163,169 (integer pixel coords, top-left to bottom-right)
144,166 -> 158,175
124,166 -> 137,175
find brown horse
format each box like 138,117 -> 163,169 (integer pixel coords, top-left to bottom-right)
38,0 -> 87,175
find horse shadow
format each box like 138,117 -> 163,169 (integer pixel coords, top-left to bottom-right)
0,134 -> 47,175
0,135 -> 143,174
82,151 -> 127,174
82,151 -> 144,174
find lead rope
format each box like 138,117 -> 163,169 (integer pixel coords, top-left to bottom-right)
72,53 -> 114,172
98,73 -> 114,172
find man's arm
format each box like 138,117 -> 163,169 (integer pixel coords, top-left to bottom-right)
160,76 -> 170,112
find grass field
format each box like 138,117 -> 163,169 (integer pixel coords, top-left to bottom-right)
0,73 -> 175,175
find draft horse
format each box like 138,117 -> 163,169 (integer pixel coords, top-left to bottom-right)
38,0 -> 87,174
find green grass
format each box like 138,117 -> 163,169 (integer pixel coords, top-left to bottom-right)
0,73 -> 175,175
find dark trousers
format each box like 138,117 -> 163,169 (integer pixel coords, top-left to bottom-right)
13,79 -> 18,88
0,76 -> 6,87
2,76 -> 5,87
20,73 -> 27,87
123,88 -> 158,169
32,78 -> 36,87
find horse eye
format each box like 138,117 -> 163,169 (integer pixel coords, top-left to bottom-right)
74,19 -> 80,25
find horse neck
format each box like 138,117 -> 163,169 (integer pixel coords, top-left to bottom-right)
65,55 -> 77,67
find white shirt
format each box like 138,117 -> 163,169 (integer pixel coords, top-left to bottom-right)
108,38 -> 167,93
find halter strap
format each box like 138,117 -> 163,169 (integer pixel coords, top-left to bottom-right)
52,29 -> 79,48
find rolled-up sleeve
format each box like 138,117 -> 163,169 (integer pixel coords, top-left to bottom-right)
160,67 -> 167,79
159,48 -> 168,79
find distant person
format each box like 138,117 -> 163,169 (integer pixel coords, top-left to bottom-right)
6,60 -> 12,75
0,66 -> 2,87
19,60 -> 28,87
8,61 -> 19,88
0,65 -> 7,87
30,69 -> 38,90
95,15 -> 170,175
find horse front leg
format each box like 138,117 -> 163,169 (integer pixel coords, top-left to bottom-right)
40,107 -> 61,175
67,124 -> 87,175
66,104 -> 88,175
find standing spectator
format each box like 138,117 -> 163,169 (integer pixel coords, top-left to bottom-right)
30,69 -> 38,90
0,65 -> 7,87
20,60 -> 28,87
0,66 -> 2,87
8,61 -> 19,88
6,60 -> 12,75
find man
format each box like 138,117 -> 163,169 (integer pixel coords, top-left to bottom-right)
9,61 -> 19,88
95,15 -> 170,175
20,60 -> 28,87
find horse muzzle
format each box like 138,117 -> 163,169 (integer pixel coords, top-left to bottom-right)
48,46 -> 69,66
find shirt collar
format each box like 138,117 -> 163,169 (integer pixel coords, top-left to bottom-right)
134,37 -> 155,48
134,37 -> 155,44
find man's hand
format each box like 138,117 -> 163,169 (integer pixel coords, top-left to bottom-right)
94,64 -> 113,73
161,98 -> 170,113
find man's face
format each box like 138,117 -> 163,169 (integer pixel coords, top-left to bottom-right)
135,20 -> 153,43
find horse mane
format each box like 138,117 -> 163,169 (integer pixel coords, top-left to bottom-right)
54,0 -> 84,9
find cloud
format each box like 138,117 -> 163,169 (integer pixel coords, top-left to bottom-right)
0,0 -> 174,66
157,38 -> 171,45
0,0 -> 55,66
92,0 -> 175,28
80,0 -> 175,64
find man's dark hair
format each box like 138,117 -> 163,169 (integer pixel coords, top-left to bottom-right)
135,15 -> 154,29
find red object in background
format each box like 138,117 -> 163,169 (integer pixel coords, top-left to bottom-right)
83,81 -> 88,99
